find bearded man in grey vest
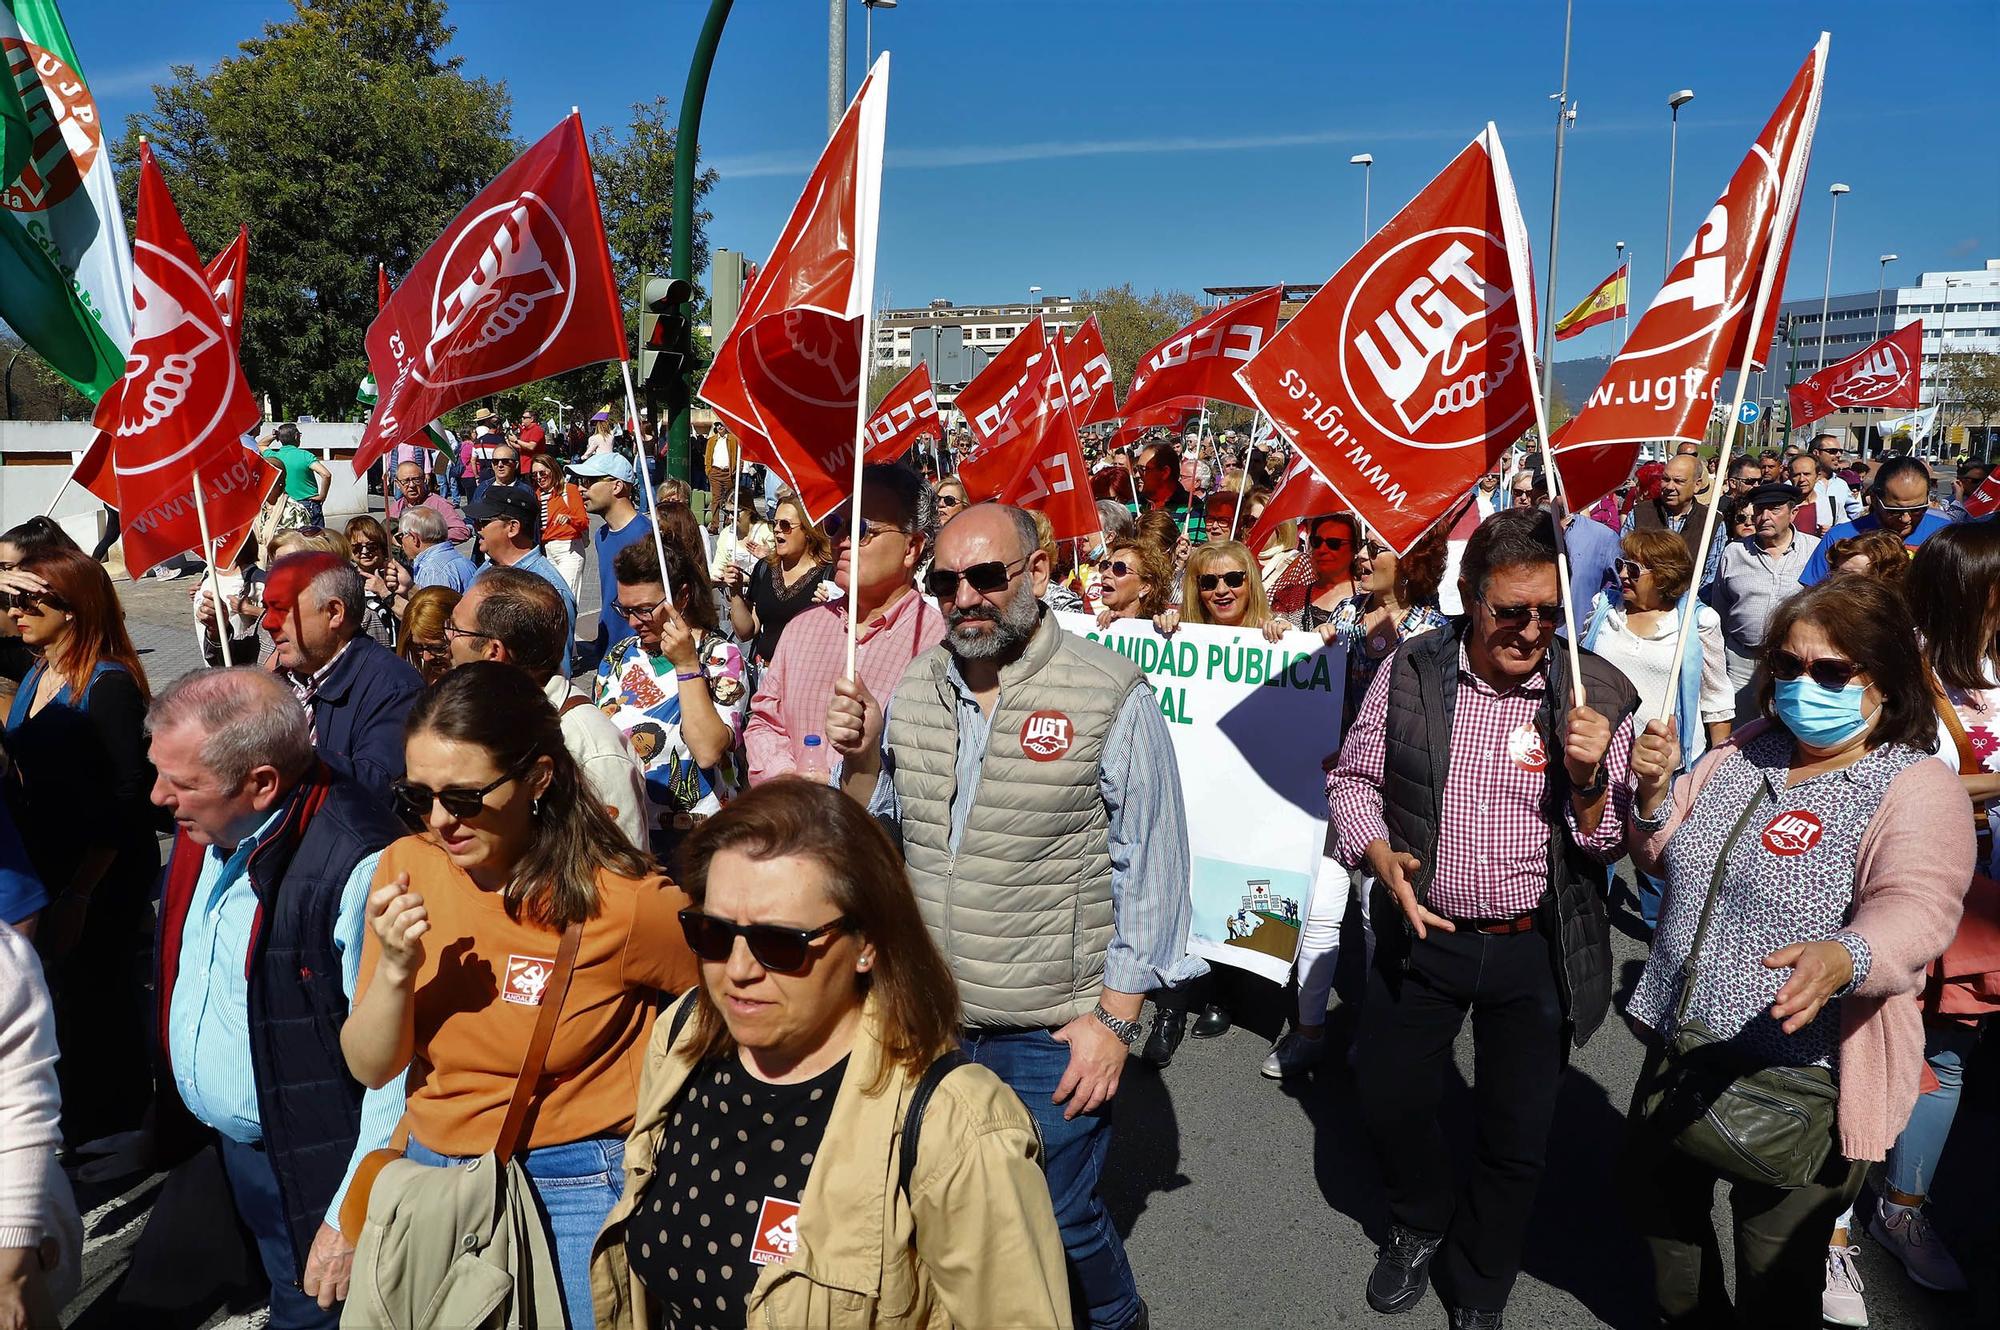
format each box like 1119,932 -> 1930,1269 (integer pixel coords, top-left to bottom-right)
827,502 -> 1193,1330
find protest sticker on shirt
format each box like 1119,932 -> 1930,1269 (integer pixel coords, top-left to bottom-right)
750,1196 -> 801,1266
1020,710 -> 1074,761
1061,614 -> 1345,985
503,954 -> 556,1006
1761,810 -> 1823,856
1507,724 -> 1547,772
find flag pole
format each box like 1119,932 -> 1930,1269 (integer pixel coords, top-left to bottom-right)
844,305 -> 874,681
1181,400 -> 1210,539
40,473 -> 75,520
618,358 -> 676,607
190,470 -> 234,667
724,432 -> 745,566
1229,413 -> 1261,542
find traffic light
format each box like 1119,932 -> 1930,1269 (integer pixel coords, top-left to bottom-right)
639,275 -> 694,394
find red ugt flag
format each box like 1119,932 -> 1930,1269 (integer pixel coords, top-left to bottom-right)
205,225 -> 248,350
352,114 -> 627,474
1114,287 -> 1279,444
1234,126 -> 1540,554
862,362 -> 941,463
78,146 -> 267,576
1554,35 -> 1827,509
701,55 -> 890,521
1058,315 -> 1118,426
956,318 -> 1097,540
1789,319 -> 1923,426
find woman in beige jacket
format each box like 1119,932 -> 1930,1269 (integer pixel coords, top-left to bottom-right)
590,780 -> 1071,1330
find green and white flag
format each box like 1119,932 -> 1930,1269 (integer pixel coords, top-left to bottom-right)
0,0 -> 134,398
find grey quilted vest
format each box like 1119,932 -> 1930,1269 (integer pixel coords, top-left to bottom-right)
888,611 -> 1147,1028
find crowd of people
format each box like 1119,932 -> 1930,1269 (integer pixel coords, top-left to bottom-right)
0,409 -> 1992,1330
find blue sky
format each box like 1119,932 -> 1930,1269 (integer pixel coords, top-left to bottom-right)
70,0 -> 1999,356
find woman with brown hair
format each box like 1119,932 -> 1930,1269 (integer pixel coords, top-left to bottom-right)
397,585 -> 460,684
1094,534 -> 1173,625
0,547 -> 159,1143
342,664 -> 699,1329
722,495 -> 833,669
590,780 -> 1068,1330
1827,527 -> 1910,586
1268,512 -> 1359,631
344,515 -> 399,649
1622,576 -> 1974,1326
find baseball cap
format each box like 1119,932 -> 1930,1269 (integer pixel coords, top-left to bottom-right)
466,486 -> 537,528
568,453 -> 636,485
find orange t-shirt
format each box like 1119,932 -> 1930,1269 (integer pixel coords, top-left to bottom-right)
357,836 -> 698,1157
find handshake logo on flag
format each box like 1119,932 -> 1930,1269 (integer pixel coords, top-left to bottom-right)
422,195 -> 574,388
1346,233 -> 1521,449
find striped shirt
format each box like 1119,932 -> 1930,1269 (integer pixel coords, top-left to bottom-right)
1329,644 -> 1636,919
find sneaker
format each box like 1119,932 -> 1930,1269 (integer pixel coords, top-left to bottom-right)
1260,1030 -> 1326,1079
1869,1203 -> 1967,1292
1823,1243 -> 1868,1327
1365,1224 -> 1442,1314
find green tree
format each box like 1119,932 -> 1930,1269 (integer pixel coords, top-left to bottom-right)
112,0 -> 516,419
867,363 -> 905,410
1936,349 -> 2000,460
1077,284 -> 1205,402
1,336 -> 95,420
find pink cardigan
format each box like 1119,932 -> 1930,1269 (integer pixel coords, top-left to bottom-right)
1630,723 -> 1974,1161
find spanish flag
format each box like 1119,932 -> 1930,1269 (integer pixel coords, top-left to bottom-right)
1553,262 -> 1629,340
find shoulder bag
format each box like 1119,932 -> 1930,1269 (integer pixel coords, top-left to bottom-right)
1633,781 -> 1840,1188
339,920 -> 583,1245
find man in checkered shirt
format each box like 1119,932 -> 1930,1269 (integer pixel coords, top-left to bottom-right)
1327,507 -> 1641,1329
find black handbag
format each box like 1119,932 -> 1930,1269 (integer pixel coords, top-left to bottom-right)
1634,784 -> 1840,1188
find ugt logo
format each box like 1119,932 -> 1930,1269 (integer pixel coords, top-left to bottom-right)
1760,810 -> 1823,857
1019,710 -> 1073,762
1834,342 -> 1914,406
1341,230 -> 1527,450
418,193 -> 578,389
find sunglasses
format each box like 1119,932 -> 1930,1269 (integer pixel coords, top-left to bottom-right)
1197,570 -> 1247,592
611,595 -> 672,620
390,752 -> 538,828
350,542 -> 382,556
409,640 -> 450,663
1359,540 -> 1390,558
1481,599 -> 1564,629
924,556 -> 1028,599
936,493 -> 965,509
1768,649 -> 1863,690
1614,558 -> 1649,579
773,519 -> 802,534
1875,502 -> 1929,515
678,909 -> 851,974
1310,535 -> 1351,551
824,512 -> 904,545
4,590 -> 67,613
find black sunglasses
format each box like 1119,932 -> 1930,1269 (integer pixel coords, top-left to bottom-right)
350,542 -> 382,556
935,493 -> 965,509
678,909 -> 851,974
1197,570 -> 1247,592
1767,649 -> 1864,690
1481,599 -> 1564,629
390,752 -> 538,828
925,556 -> 1027,599
1310,535 -> 1351,550
4,590 -> 67,613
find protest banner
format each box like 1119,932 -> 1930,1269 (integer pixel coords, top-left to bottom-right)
1057,612 -> 1346,983
1788,320 -> 1923,426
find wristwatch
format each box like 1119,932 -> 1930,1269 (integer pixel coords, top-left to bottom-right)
1091,1003 -> 1142,1046
1572,764 -> 1609,801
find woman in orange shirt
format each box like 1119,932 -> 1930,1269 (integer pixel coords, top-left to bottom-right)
342,663 -> 696,1329
531,455 -> 591,602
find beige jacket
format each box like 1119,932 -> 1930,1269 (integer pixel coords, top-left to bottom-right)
590,995 -> 1071,1329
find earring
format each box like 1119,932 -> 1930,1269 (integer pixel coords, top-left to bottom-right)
531,796 -> 541,818
857,956 -> 873,971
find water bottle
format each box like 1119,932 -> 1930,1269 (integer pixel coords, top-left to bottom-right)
800,734 -> 829,781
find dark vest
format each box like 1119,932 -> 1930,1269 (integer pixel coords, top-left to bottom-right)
1631,498 -> 1711,563
154,765 -> 404,1272
1376,620 -> 1638,1046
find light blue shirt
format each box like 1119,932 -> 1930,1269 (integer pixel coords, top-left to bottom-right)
860,655 -> 1200,995
167,813 -> 401,1226
412,539 -> 477,594
481,547 -> 578,672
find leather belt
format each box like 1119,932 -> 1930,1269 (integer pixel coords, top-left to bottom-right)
1452,911 -> 1537,936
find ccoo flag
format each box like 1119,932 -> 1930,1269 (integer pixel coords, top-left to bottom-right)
862,361 -> 941,463
1113,287 -> 1278,444
1553,262 -> 1628,340
1554,35 -> 1827,509
700,55 -> 889,521
1788,320 -> 1923,426
0,0 -> 135,398
1234,125 -> 1540,554
352,114 -> 627,475
1058,315 -> 1119,426
957,316 -> 1098,540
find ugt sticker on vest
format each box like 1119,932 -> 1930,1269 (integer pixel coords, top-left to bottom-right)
750,1196 -> 800,1265
1020,709 -> 1073,761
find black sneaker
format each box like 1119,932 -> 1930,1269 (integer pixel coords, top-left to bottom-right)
1447,1307 -> 1503,1329
1140,1007 -> 1186,1067
1365,1224 -> 1443,1314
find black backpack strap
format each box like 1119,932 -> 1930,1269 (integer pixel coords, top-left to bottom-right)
666,990 -> 699,1048
896,1050 -> 969,1202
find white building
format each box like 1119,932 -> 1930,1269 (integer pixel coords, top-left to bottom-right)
871,295 -> 1082,374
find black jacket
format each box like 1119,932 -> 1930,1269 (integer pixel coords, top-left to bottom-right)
1373,618 -> 1638,1046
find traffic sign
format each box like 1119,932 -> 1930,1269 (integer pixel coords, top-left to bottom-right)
1737,400 -> 1762,425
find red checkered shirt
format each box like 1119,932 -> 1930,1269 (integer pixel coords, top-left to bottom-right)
1328,643 -> 1635,919
744,586 -> 946,783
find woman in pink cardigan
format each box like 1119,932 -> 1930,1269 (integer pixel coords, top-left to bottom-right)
1619,576 -> 1972,1328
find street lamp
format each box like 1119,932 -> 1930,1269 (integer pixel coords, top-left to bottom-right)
1874,254 -> 1898,343
863,0 -> 896,66
1664,89 -> 1693,275
1816,182 -> 1850,371
1350,153 -> 1373,242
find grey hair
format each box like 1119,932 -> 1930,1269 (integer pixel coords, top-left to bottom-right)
1096,499 -> 1135,541
987,503 -> 1041,560
398,505 -> 447,544
148,667 -> 315,786
307,561 -> 366,635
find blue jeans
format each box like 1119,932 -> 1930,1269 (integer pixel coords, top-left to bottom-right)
962,1028 -> 1143,1330
215,1134 -> 340,1329
405,1134 -> 625,1330
1884,1020 -> 1982,1198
